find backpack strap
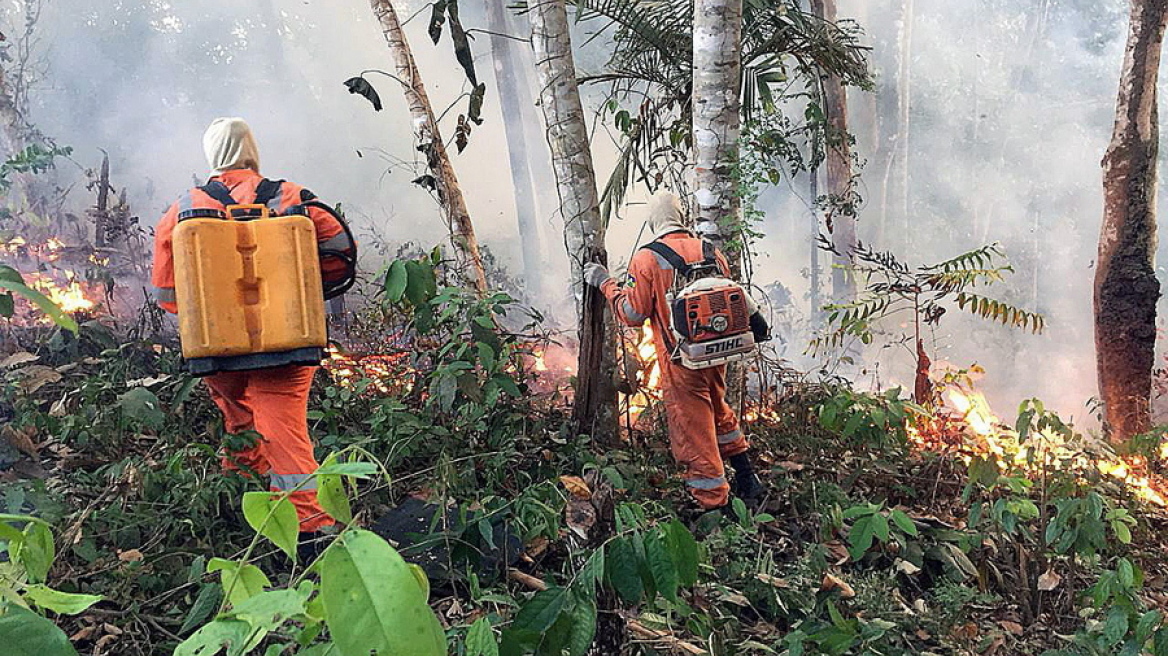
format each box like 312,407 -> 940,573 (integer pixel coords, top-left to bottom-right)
198,180 -> 238,208
253,178 -> 285,212
642,241 -> 691,274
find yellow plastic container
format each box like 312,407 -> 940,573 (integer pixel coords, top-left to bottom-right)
173,205 -> 327,362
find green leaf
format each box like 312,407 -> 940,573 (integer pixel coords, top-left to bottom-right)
22,586 -> 102,615
0,602 -> 79,656
665,519 -> 699,588
180,583 -> 223,635
848,516 -> 875,560
512,587 -> 568,634
14,522 -> 54,584
117,387 -> 166,429
174,619 -> 252,656
565,595 -> 598,656
1114,521 -> 1133,545
224,588 -> 309,648
889,510 -> 918,537
430,373 -> 458,412
319,529 -> 445,656
0,292 -> 12,317
577,548 -> 605,594
605,536 -> 643,604
314,461 -> 378,479
385,260 -> 408,302
241,492 -> 300,561
207,558 -> 271,607
317,468 -> 353,527
404,260 -> 438,306
466,617 -> 498,656
1103,606 -> 1130,647
644,529 -> 680,603
870,513 -> 891,543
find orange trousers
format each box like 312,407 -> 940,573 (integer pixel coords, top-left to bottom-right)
661,361 -> 749,509
204,365 -> 334,532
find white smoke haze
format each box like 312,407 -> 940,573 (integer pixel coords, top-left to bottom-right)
10,0 -> 1166,423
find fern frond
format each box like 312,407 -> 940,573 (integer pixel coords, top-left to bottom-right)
955,292 -> 1045,334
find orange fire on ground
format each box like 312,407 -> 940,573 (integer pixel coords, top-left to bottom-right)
2,235 -> 104,323
620,324 -> 663,428
911,377 -> 1168,506
27,272 -> 97,314
323,346 -> 412,395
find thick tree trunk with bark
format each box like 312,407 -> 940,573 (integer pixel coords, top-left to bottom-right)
811,0 -> 857,302
485,0 -> 543,301
1095,0 -> 1168,441
693,0 -> 744,238
528,0 -> 618,442
369,0 -> 488,295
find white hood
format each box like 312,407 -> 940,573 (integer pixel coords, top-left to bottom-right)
647,191 -> 690,239
203,117 -> 261,175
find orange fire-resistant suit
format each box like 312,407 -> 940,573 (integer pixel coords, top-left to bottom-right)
151,167 -> 349,533
600,231 -> 749,509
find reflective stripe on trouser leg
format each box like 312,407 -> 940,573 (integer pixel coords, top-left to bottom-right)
709,366 -> 749,457
269,472 -> 318,491
662,361 -> 730,509
247,365 -> 334,532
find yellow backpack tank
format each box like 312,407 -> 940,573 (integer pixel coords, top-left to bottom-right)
172,204 -> 328,375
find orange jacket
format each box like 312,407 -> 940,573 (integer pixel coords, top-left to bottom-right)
151,169 -> 351,313
600,230 -> 731,363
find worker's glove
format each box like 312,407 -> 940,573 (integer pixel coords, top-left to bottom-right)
583,263 -> 611,288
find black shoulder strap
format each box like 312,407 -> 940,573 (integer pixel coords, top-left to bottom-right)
642,241 -> 691,274
701,240 -> 717,266
254,178 -> 284,208
198,180 -> 237,207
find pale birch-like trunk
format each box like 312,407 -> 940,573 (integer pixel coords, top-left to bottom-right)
528,0 -> 618,442
485,0 -> 543,300
369,0 -> 488,295
693,0 -> 744,243
894,0 -> 914,248
1095,0 -> 1168,441
811,0 -> 857,302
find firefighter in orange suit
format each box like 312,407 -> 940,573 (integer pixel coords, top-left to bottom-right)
584,192 -> 767,510
151,118 -> 353,540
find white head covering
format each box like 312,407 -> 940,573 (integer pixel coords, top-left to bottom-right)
203,117 -> 260,175
646,191 -> 689,239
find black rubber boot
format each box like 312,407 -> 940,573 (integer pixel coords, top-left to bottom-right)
729,452 -> 764,503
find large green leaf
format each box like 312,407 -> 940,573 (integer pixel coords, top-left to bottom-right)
565,594 -> 597,656
207,558 -> 271,607
384,260 -> 408,302
14,522 -> 54,584
665,519 -> 699,588
465,617 -> 499,656
0,267 -> 78,333
22,586 -> 102,615
0,602 -> 79,656
241,492 -> 299,561
173,619 -> 252,656
319,529 -> 445,656
644,529 -> 679,603
511,587 -> 568,635
605,536 -> 643,604
180,583 -> 223,635
117,387 -> 166,429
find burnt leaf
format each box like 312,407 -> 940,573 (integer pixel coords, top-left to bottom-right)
446,0 -> 478,87
412,174 -> 439,193
468,83 -> 487,125
455,115 -> 471,154
428,0 -> 448,44
343,77 -> 382,111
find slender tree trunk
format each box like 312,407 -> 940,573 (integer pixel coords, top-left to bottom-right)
485,0 -> 543,301
1095,0 -> 1168,441
895,0 -> 914,250
528,0 -> 618,442
811,0 -> 858,302
693,0 -> 744,242
369,0 -> 488,295
810,165 -> 821,324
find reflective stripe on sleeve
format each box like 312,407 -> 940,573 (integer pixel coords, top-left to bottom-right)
318,232 -> 352,251
269,473 -> 318,491
685,476 -> 727,490
717,429 -> 744,444
153,287 -> 176,303
621,299 -> 647,323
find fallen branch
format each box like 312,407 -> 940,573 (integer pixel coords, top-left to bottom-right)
506,568 -> 707,655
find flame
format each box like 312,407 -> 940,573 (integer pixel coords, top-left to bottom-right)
619,324 -> 663,429
27,272 -> 97,314
323,346 -> 411,395
911,380 -> 1168,506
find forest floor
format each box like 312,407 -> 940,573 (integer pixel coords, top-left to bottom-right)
4,317 -> 1168,656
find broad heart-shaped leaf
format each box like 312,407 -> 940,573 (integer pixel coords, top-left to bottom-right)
665,519 -> 699,588
384,260 -> 408,302
207,558 -> 271,607
117,387 -> 166,430
0,602 -> 79,656
644,528 -> 680,603
221,588 -> 311,653
14,521 -> 54,583
22,585 -> 102,615
604,536 -> 643,604
241,492 -> 299,561
319,529 -> 445,656
173,618 -> 252,656
465,616 -> 499,656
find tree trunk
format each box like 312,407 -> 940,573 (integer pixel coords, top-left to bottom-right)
811,0 -> 857,302
693,0 -> 744,241
895,0 -> 914,249
1095,0 -> 1168,441
369,0 -> 488,295
527,0 -> 618,442
485,0 -> 544,301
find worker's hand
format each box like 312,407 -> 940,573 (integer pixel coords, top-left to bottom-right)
583,262 -> 611,288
